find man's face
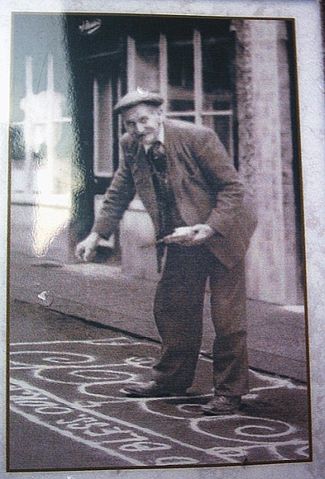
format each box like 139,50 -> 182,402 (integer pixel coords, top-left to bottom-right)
122,103 -> 162,146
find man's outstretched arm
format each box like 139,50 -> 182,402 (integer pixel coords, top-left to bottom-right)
75,144 -> 136,261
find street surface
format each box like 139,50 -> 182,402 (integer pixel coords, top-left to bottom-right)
8,300 -> 310,472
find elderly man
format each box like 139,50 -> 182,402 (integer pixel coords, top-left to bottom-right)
76,89 -> 257,415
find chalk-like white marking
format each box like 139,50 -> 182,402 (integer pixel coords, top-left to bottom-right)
10,338 -> 154,347
140,397 -> 209,420
10,378 -> 230,461
124,356 -> 156,368
266,444 -> 294,461
10,339 -> 309,465
140,404 -> 308,461
295,444 -> 310,458
11,361 -> 146,371
70,369 -> 132,381
33,367 -> 135,386
11,350 -> 95,366
206,443 -> 304,462
155,456 -> 199,466
78,378 -> 142,399
249,369 -> 307,391
10,341 -> 307,388
206,446 -> 247,458
10,404 -> 144,466
190,415 -> 301,445
199,356 -> 307,393
236,422 -> 297,439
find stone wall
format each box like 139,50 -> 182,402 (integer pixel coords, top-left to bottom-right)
234,19 -> 302,305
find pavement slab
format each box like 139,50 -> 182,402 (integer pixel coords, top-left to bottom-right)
10,252 -> 308,381
9,330 -> 311,472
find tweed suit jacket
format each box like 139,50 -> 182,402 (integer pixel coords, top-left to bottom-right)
92,119 -> 257,269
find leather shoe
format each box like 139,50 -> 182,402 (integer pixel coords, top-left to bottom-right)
121,380 -> 187,398
201,395 -> 241,415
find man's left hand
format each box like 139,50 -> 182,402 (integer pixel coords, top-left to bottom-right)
163,224 -> 214,247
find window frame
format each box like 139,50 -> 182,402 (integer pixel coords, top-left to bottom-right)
92,26 -> 235,179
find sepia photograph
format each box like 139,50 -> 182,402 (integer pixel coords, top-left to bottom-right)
4,5 -> 322,476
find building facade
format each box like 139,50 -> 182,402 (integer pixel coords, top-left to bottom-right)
10,14 -> 304,307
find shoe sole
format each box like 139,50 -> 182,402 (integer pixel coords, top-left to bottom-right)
121,388 -> 186,398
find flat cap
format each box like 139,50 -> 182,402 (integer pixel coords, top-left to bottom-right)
114,88 -> 164,113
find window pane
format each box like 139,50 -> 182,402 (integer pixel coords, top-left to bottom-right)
202,34 -> 232,111
135,43 -> 160,92
93,76 -> 113,177
167,32 -> 194,112
202,115 -> 232,153
168,99 -> 194,112
203,92 -> 233,112
133,29 -> 160,92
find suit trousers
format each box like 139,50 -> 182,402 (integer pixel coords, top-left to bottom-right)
152,244 -> 249,397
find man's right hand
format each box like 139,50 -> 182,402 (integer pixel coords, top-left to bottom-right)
75,232 -> 101,262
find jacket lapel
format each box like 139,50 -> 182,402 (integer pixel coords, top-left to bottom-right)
163,119 -> 182,199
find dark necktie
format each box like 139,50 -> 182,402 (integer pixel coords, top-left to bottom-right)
146,141 -> 174,271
